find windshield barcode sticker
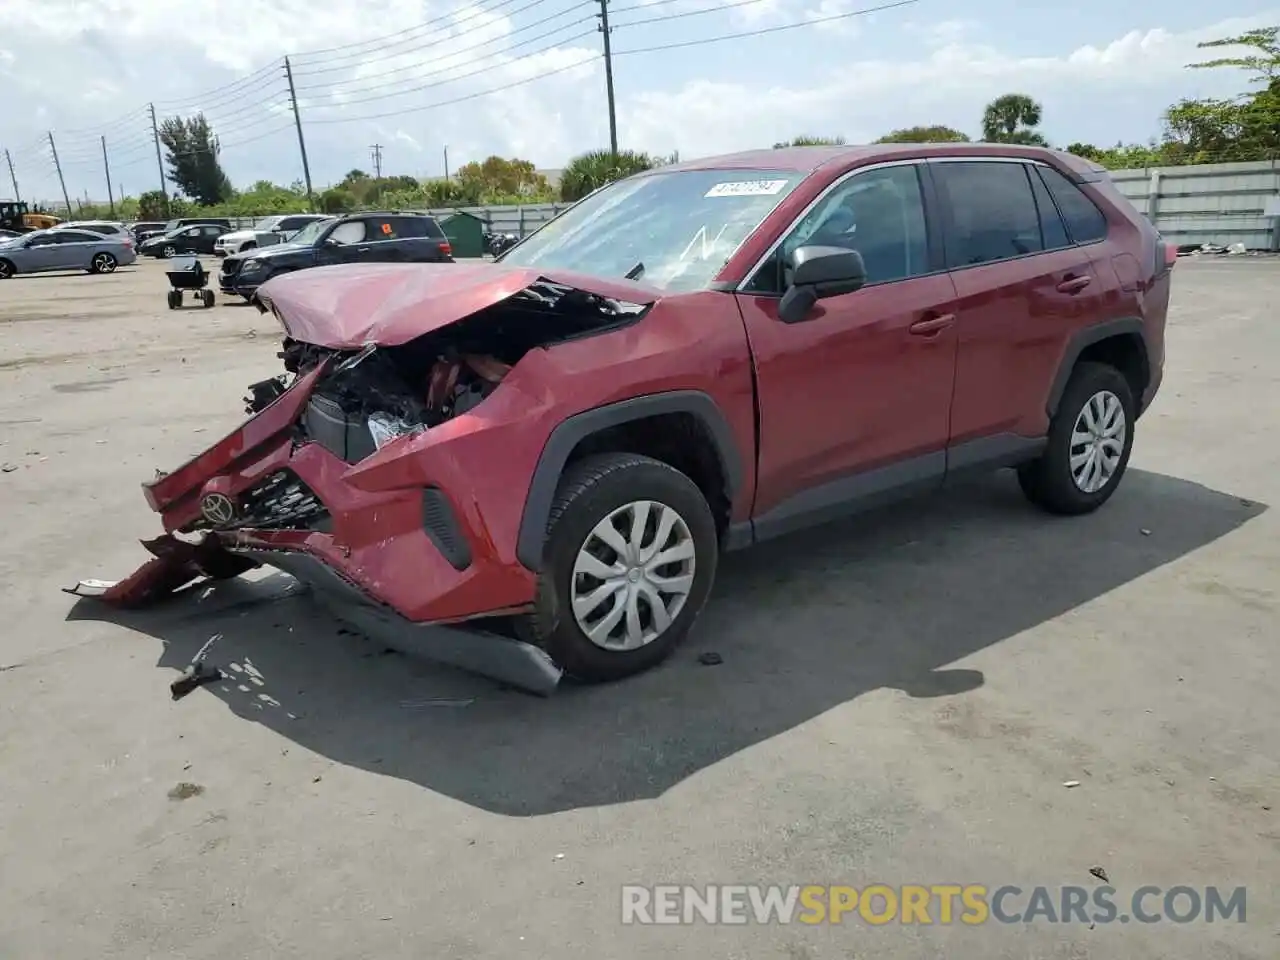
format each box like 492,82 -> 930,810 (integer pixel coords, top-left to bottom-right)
705,180 -> 789,198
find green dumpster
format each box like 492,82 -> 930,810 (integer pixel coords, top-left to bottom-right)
440,211 -> 488,258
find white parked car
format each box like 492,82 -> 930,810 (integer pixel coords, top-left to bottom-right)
54,220 -> 130,237
213,214 -> 328,256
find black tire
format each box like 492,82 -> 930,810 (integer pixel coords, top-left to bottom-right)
202,290 -> 215,308
1018,361 -> 1135,515
0,259 -> 13,280
90,252 -> 117,274
167,290 -> 181,310
163,245 -> 177,258
516,452 -> 718,682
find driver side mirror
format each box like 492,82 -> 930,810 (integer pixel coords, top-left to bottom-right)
777,245 -> 867,324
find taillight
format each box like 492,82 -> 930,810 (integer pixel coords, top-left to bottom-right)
1163,242 -> 1177,267
438,241 -> 452,257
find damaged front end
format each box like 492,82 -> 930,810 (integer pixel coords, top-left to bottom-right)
68,265 -> 655,693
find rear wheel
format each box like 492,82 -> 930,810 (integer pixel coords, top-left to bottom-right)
1018,361 -> 1135,515
90,252 -> 117,274
0,259 -> 13,279
517,453 -> 718,682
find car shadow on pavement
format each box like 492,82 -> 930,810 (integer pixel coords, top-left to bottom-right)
66,468 -> 1266,816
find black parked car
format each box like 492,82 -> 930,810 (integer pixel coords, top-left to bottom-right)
140,222 -> 231,258
137,217 -> 233,245
219,211 -> 453,298
129,221 -> 168,241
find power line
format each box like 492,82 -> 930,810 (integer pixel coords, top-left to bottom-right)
297,19 -> 595,99
302,29 -> 597,112
152,59 -> 285,110
295,2 -> 593,91
612,0 -> 767,29
289,0 -> 533,63
611,0 -> 919,55
306,54 -> 597,125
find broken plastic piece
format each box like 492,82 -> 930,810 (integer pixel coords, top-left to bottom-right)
63,534 -> 260,609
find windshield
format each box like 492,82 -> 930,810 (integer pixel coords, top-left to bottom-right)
499,168 -> 804,291
285,219 -> 330,246
163,220 -> 181,233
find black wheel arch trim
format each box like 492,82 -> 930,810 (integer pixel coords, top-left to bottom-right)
1046,317 -> 1148,418
516,390 -> 744,571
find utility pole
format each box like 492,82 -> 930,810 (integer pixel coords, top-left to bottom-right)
47,132 -> 72,217
370,144 -> 383,179
443,145 -> 449,180
148,103 -> 170,216
597,0 -> 618,155
100,136 -> 116,218
3,148 -> 19,202
284,57 -> 315,212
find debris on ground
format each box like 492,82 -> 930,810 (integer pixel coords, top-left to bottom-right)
697,652 -> 724,666
1063,780 -> 1081,788
1089,866 -> 1110,883
170,633 -> 225,701
167,782 -> 204,801
400,698 -> 475,708
1,464 -> 15,473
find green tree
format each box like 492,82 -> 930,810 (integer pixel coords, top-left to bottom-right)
319,187 -> 356,214
1189,26 -> 1280,81
874,125 -> 970,143
137,190 -> 169,219
455,156 -> 551,203
559,149 -> 654,202
772,135 -> 846,148
158,113 -> 232,205
981,94 -> 1048,145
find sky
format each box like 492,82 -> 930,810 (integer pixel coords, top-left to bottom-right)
0,0 -> 1275,205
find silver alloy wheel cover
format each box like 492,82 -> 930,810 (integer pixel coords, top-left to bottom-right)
163,245 -> 175,257
1070,389 -> 1126,494
0,260 -> 11,278
94,253 -> 115,272
570,499 -> 697,651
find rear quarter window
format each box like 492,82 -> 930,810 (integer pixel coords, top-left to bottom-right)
1036,166 -> 1108,244
935,161 -> 1044,267
384,216 -> 445,239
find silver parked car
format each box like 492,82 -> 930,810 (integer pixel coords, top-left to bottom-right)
0,228 -> 137,279
54,220 -> 130,237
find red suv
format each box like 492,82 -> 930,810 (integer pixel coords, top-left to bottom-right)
79,144 -> 1172,693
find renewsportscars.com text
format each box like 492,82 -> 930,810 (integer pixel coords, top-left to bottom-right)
621,884 -> 1247,926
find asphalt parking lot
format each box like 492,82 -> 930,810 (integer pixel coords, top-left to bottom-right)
1,256 -> 1277,959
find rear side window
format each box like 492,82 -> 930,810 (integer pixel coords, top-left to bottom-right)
935,162 -> 1043,267
384,216 -> 445,239
1027,167 -> 1071,251
329,221 -> 369,245
1036,166 -> 1108,244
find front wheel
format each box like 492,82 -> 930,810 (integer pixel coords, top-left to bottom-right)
90,252 -> 117,274
1018,361 -> 1135,515
517,452 -> 718,682
162,245 -> 177,258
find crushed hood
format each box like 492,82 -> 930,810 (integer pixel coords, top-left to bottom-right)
255,261 -> 663,349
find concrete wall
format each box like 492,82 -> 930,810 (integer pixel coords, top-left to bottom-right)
1108,159 -> 1280,250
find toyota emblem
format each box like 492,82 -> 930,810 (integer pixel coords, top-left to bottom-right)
200,493 -> 237,526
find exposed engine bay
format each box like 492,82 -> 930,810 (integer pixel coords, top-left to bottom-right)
246,279 -> 647,464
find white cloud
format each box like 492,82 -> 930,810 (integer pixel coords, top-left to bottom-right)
0,0 -> 1273,202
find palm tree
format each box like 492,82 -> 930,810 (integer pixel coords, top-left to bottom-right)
559,150 -> 655,202
981,94 -> 1048,145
